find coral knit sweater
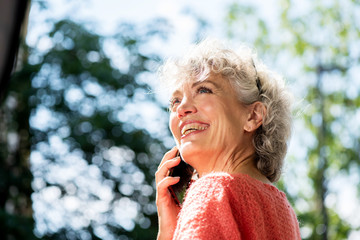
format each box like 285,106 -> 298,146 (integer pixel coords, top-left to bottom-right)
173,172 -> 301,240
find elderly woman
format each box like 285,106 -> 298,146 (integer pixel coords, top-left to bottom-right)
155,39 -> 301,240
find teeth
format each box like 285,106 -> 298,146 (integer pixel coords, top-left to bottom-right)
181,124 -> 208,136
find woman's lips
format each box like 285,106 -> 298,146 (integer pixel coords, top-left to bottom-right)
180,121 -> 210,139
181,128 -> 209,139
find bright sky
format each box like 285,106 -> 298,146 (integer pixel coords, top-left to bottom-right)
28,0 -> 234,55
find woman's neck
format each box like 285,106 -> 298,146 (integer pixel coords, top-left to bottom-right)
197,153 -> 271,185
231,158 -> 272,184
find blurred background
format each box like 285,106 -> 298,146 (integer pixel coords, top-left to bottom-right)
0,0 -> 359,239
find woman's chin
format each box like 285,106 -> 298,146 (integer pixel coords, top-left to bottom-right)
179,143 -> 207,165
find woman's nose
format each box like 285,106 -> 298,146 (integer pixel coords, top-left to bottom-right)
177,97 -> 197,118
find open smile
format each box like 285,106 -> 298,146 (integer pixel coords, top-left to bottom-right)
180,121 -> 210,138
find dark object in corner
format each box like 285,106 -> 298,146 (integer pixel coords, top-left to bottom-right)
0,0 -> 30,102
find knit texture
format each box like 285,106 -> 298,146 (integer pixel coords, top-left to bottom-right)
173,172 -> 301,240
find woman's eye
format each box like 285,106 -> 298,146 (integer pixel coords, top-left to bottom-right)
197,86 -> 212,94
169,98 -> 181,110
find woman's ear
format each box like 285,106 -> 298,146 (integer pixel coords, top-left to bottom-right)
244,102 -> 266,132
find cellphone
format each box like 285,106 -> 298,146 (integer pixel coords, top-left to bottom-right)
168,151 -> 194,206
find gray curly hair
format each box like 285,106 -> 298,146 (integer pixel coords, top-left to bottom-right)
158,39 -> 292,182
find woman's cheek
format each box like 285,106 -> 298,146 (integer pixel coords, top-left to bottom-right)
169,114 -> 180,144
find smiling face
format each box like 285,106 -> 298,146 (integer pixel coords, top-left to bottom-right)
169,73 -> 255,176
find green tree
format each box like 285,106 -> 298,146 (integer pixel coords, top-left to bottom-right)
226,0 -> 360,239
1,18 -> 171,239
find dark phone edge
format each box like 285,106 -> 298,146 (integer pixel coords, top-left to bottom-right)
168,184 -> 181,206
168,151 -> 182,206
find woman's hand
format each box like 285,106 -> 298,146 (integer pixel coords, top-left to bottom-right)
155,147 -> 182,240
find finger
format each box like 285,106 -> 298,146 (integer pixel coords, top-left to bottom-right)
155,157 -> 181,182
157,176 -> 180,198
157,146 -> 178,170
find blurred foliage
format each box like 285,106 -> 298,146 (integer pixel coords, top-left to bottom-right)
226,0 -> 360,239
1,15 -> 171,239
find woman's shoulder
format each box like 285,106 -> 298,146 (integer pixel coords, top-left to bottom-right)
189,172 -> 286,199
188,172 -> 235,195
192,172 -> 234,187
192,171 -> 271,188
182,172 -> 234,204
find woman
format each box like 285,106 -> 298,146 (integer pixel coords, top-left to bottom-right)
155,39 -> 301,240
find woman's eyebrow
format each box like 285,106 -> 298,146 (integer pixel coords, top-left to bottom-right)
191,79 -> 220,89
170,79 -> 221,97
